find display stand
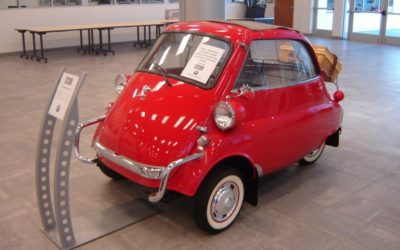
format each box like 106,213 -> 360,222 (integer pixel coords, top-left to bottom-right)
35,68 -> 158,249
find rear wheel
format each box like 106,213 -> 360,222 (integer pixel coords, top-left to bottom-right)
97,161 -> 124,180
299,142 -> 326,165
194,168 -> 244,233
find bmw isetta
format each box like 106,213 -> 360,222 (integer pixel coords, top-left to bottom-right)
75,20 -> 344,233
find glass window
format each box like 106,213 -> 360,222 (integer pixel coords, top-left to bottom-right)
116,0 -> 140,4
138,32 -> 231,89
2,0 -> 18,9
54,0 -> 81,6
142,0 -> 163,3
93,0 -> 110,4
1,0 -> 51,8
37,0 -> 52,7
355,0 -> 381,12
235,40 -> 317,89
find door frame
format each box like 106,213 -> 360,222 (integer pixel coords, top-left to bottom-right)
348,0 -> 386,43
313,0 -> 335,37
348,0 -> 400,45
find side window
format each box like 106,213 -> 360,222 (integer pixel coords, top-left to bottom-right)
234,39 -> 317,90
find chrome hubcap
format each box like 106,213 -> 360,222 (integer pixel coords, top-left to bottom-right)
211,182 -> 239,222
307,149 -> 320,158
304,142 -> 325,161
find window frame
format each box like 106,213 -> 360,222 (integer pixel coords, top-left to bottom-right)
233,38 -> 321,92
136,31 -> 233,90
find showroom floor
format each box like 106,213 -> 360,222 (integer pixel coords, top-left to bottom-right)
0,37 -> 399,250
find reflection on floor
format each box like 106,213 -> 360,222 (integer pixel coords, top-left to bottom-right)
0,38 -> 400,250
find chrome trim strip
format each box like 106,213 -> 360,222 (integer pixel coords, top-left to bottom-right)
239,76 -> 320,92
74,115 -> 106,164
93,140 -> 164,178
149,150 -> 204,203
93,140 -> 204,203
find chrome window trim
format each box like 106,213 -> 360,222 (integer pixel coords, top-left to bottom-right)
243,76 -> 321,92
234,38 -> 319,92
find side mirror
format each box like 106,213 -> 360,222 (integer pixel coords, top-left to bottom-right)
230,84 -> 255,100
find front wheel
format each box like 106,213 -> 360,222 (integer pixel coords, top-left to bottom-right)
298,142 -> 326,165
194,168 -> 244,234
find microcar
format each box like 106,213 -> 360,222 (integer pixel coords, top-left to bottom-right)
75,20 -> 344,233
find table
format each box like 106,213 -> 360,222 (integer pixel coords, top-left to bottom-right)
16,19 -> 177,63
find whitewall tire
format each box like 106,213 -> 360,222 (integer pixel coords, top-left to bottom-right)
194,168 -> 244,233
299,142 -> 326,165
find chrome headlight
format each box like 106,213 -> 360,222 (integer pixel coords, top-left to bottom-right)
214,101 -> 235,131
114,74 -> 128,95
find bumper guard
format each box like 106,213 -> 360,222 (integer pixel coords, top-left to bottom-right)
74,116 -> 204,203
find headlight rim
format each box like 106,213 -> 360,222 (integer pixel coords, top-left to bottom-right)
214,101 -> 236,131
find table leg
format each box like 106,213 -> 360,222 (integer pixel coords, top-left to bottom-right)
39,33 -> 48,63
31,32 -> 37,60
134,26 -> 140,47
107,28 -> 115,56
90,29 -> 95,54
148,25 -> 151,46
143,26 -> 147,47
77,29 -> 84,53
18,30 -> 29,59
97,29 -> 103,55
156,25 -> 161,39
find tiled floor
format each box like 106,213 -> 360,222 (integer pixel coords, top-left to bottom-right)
0,38 -> 399,250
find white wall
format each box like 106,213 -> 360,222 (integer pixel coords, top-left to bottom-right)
180,0 -> 225,21
226,2 -> 246,19
0,4 -> 178,53
1,1 -> 322,54
293,0 -> 314,34
332,0 -> 346,37
265,4 -> 274,17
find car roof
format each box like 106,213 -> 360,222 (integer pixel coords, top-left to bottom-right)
226,20 -> 284,31
165,20 -> 305,44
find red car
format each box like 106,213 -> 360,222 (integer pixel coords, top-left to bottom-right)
75,20 -> 344,233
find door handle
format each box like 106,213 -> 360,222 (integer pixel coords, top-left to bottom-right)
381,10 -> 387,16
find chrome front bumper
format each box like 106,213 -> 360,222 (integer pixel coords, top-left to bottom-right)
74,116 -> 204,203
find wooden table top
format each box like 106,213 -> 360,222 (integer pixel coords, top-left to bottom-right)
16,19 -> 178,33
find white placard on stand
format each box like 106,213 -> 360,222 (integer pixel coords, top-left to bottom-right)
48,72 -> 80,120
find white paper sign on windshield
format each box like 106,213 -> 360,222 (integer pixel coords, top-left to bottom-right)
181,44 -> 225,84
48,72 -> 79,120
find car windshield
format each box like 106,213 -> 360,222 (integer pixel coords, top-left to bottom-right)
138,32 -> 231,89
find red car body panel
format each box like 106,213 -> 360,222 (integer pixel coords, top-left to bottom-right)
93,21 -> 343,197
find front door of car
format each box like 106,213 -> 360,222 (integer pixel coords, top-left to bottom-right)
231,39 -> 323,173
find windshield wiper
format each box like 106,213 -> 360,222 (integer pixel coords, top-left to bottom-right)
152,62 -> 172,87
